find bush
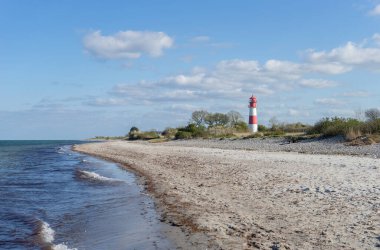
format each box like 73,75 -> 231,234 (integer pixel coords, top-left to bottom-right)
128,131 -> 140,140
234,121 -> 249,132
128,129 -> 160,140
361,118 -> 380,134
308,117 -> 362,137
175,131 -> 193,139
177,123 -> 208,138
136,131 -> 160,140
128,126 -> 140,140
258,124 -> 268,132
282,122 -> 311,133
161,127 -> 178,138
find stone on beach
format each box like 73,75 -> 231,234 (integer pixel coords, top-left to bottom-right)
74,140 -> 380,249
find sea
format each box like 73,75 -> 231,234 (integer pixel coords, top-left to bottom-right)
0,140 -> 173,250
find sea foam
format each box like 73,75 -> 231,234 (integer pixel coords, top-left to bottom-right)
37,220 -> 77,250
76,170 -> 123,183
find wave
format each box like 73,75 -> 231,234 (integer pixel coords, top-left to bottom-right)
35,220 -> 77,250
75,170 -> 123,183
57,146 -> 70,154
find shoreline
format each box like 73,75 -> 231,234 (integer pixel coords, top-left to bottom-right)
73,143 -> 213,249
73,140 -> 380,249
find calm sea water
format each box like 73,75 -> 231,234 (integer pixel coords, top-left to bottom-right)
0,141 -> 173,250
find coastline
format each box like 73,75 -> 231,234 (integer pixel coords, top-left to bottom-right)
73,140 -> 380,249
73,142 -> 213,249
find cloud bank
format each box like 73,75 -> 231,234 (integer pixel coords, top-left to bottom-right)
83,30 -> 174,59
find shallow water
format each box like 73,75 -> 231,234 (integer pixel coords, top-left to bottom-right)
0,140 -> 173,249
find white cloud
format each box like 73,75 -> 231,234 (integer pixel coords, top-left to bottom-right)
369,4 -> 380,16
299,79 -> 337,89
306,41 -> 380,66
304,62 -> 351,74
83,31 -> 380,123
163,73 -> 206,86
264,60 -> 302,75
315,98 -> 345,106
191,36 -> 210,42
216,59 -> 261,72
83,30 -> 173,59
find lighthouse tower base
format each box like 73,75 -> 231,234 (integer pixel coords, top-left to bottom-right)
249,124 -> 258,133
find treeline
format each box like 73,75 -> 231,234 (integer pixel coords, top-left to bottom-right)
126,110 -> 311,140
129,110 -> 249,140
117,108 -> 380,143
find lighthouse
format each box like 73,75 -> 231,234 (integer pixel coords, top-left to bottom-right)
248,95 -> 258,133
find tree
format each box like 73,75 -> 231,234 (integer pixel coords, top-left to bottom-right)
204,113 -> 230,127
365,108 -> 380,121
191,110 -> 209,126
129,126 -> 139,133
227,110 -> 244,127
128,126 -> 140,140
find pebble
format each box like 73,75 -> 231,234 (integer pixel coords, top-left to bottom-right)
166,136 -> 380,158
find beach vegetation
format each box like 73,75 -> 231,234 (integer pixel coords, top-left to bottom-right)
204,112 -> 230,127
308,117 -> 362,137
365,108 -> 380,121
258,124 -> 268,132
175,123 -> 208,139
175,131 -> 193,139
161,127 -> 178,139
128,126 -> 160,140
308,110 -> 380,143
233,121 -> 249,132
129,126 -> 139,133
227,110 -> 244,127
136,131 -> 160,140
191,110 -> 209,126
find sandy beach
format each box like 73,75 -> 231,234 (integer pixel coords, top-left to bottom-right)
74,140 -> 380,249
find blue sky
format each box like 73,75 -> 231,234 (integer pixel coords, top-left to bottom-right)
1,0 -> 380,139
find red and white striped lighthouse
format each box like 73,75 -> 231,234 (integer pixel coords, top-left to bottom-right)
248,95 -> 258,133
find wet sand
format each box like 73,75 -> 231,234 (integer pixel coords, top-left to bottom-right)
74,140 -> 380,249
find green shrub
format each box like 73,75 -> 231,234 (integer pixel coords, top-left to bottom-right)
234,121 -> 249,132
282,122 -> 311,133
258,124 -> 267,132
136,131 -> 160,140
308,117 -> 362,137
128,126 -> 140,140
128,131 -> 140,140
177,123 -> 208,138
175,131 -> 193,139
161,127 -> 178,138
361,118 -> 380,134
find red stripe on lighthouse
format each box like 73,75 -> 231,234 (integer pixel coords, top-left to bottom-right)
253,116 -> 257,124
249,116 -> 254,124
